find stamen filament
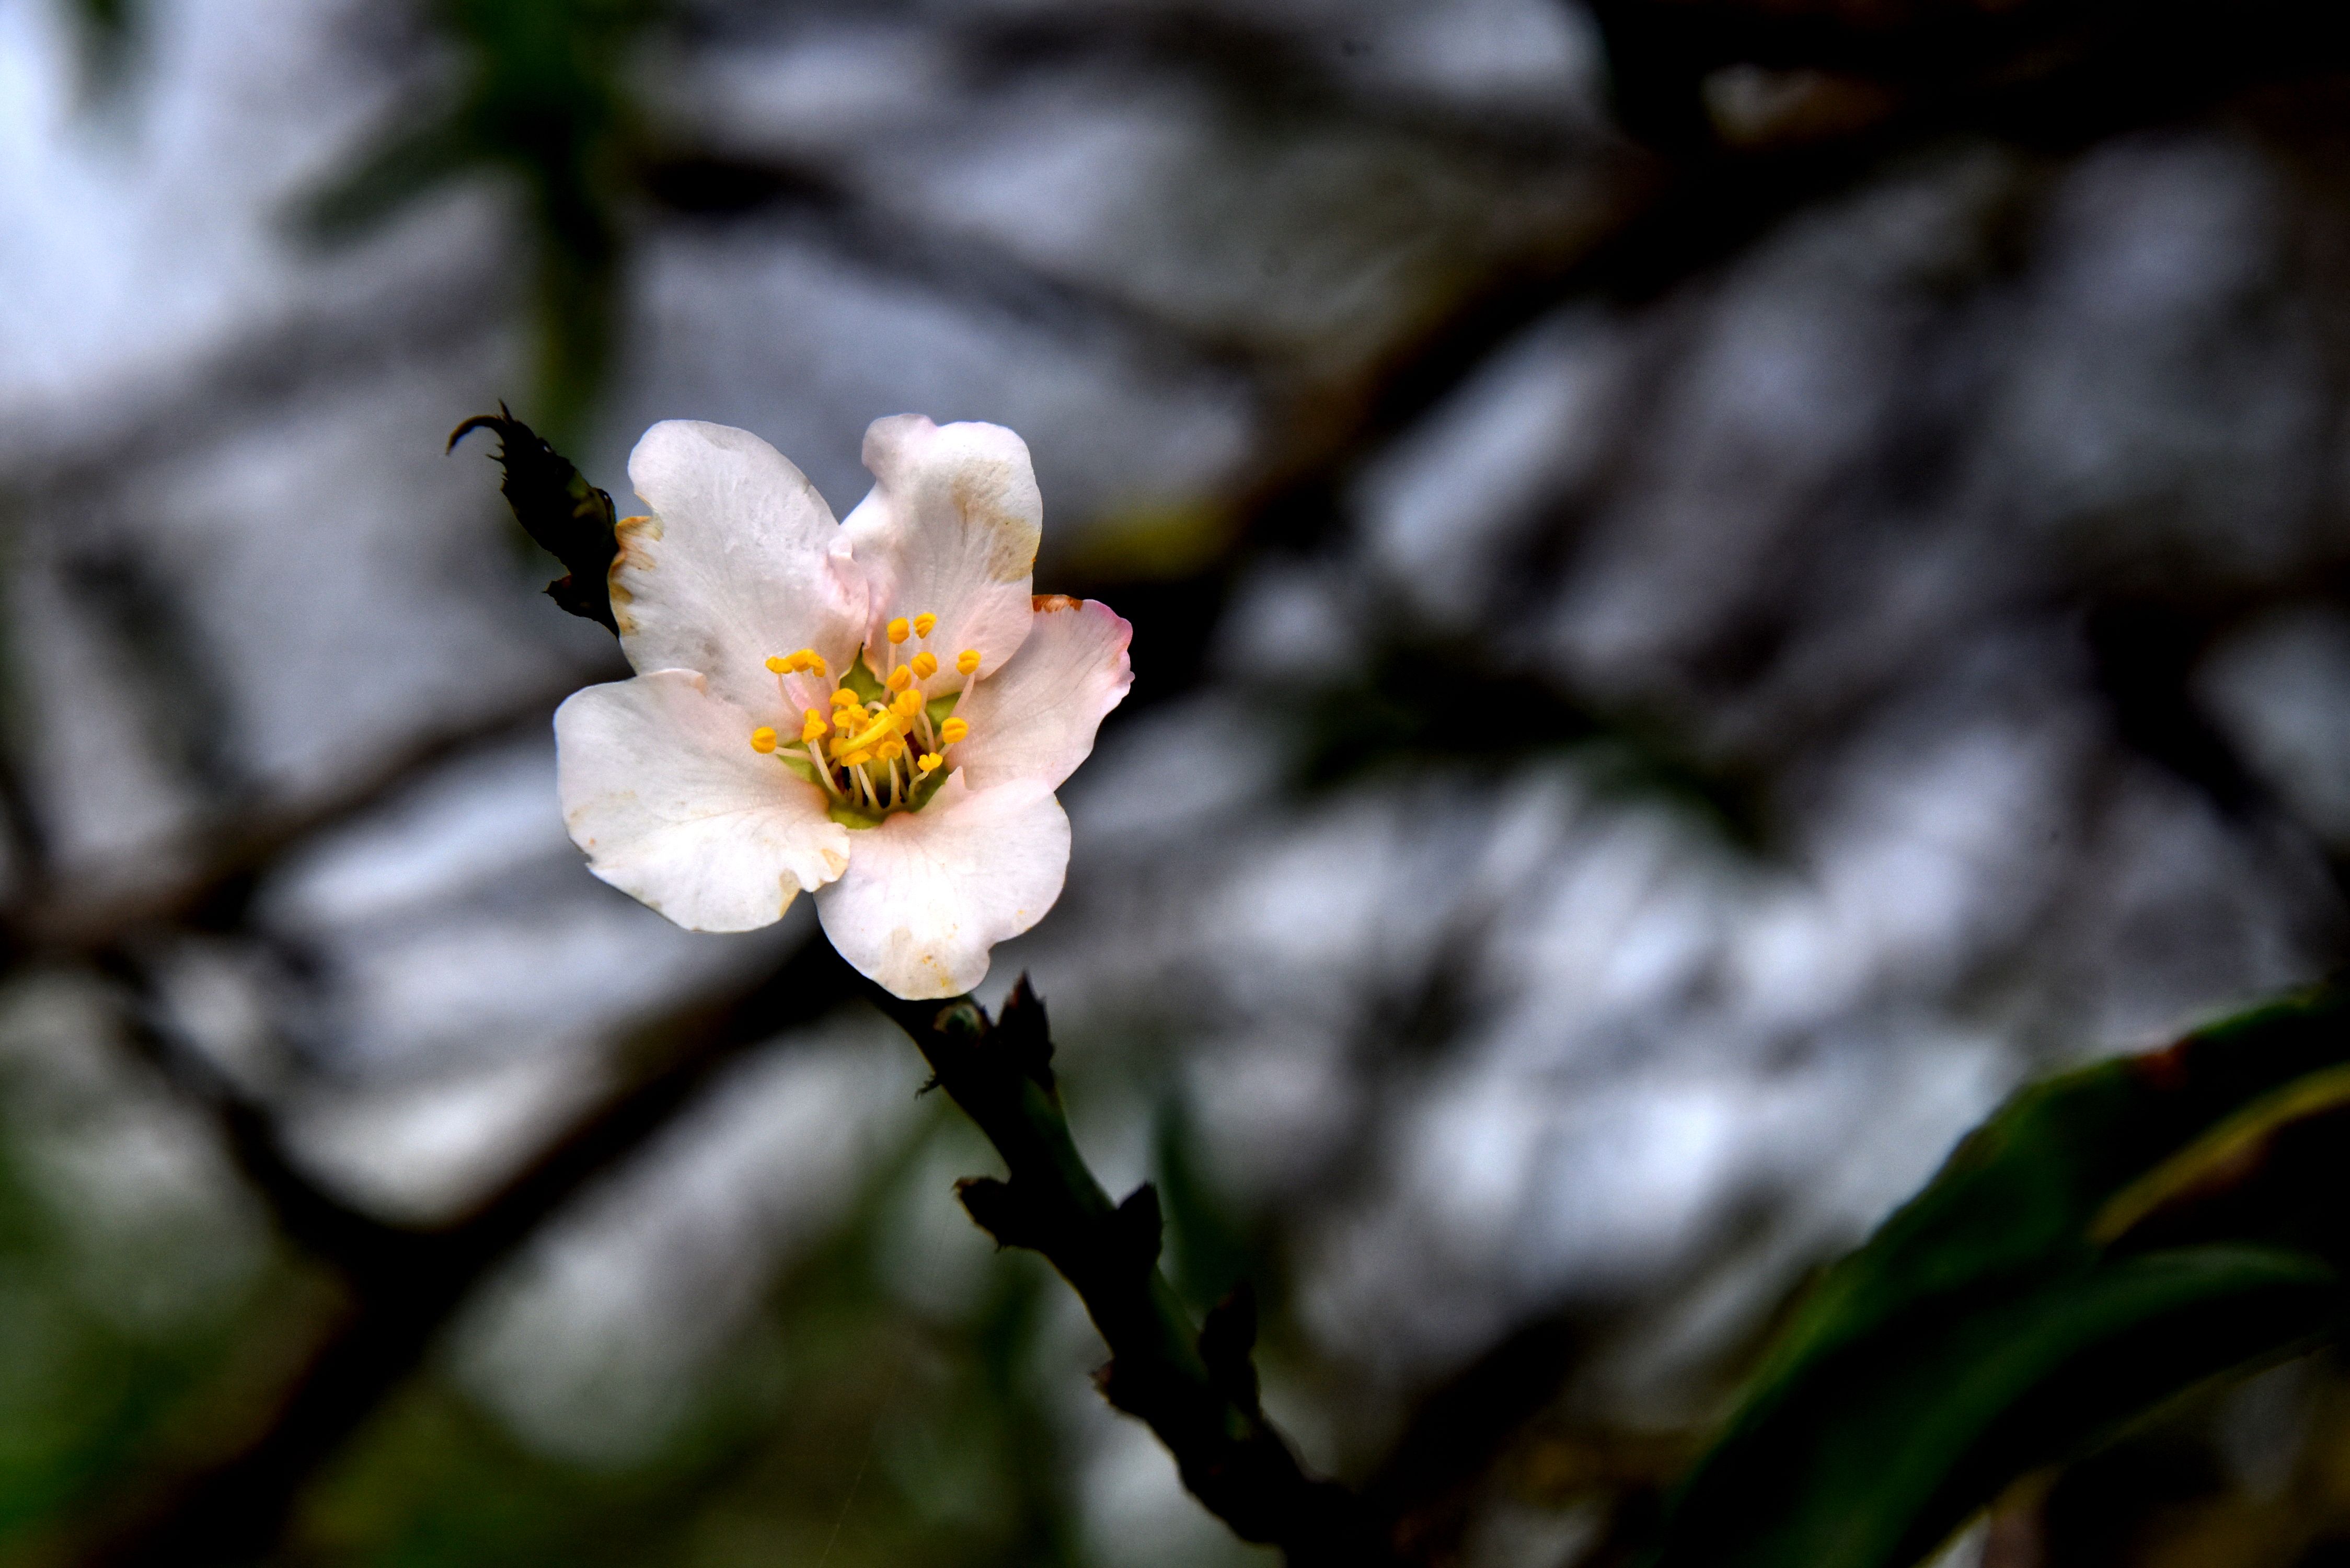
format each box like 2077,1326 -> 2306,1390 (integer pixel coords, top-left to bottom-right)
805,740 -> 840,795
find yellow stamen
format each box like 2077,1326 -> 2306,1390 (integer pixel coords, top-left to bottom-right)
891,688 -> 923,719
913,612 -> 937,639
877,736 -> 907,762
831,688 -> 859,708
955,649 -> 981,676
840,712 -> 900,754
918,752 -> 942,774
909,651 -> 939,679
800,709 -> 827,742
886,665 -> 914,693
765,655 -> 790,674
887,617 -> 911,645
749,727 -> 778,754
940,717 -> 969,745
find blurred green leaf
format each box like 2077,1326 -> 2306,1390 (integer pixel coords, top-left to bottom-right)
299,0 -> 654,445
1651,988 -> 2350,1568
2093,1062 -> 2350,1255
60,0 -> 137,96
0,1074 -> 293,1556
1153,1089 -> 1255,1316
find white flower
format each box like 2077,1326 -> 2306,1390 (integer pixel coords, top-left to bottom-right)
554,416 -> 1133,999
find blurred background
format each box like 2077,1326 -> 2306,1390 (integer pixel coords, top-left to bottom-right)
6,2 -> 2350,1565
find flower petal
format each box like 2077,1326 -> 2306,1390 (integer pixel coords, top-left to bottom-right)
814,775 -> 1069,999
614,421 -> 867,718
842,415 -> 1040,696
952,596 -> 1133,792
557,669 -> 851,932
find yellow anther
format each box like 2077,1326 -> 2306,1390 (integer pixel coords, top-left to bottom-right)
909,650 -> 939,679
765,655 -> 790,674
886,665 -> 914,693
940,717 -> 969,745
831,687 -> 859,708
877,736 -> 907,761
918,752 -> 943,774
845,750 -> 872,768
800,709 -> 828,742
887,617 -> 911,644
800,651 -> 827,677
955,649 -> 982,676
749,727 -> 778,754
892,688 -> 924,718
913,612 -> 938,639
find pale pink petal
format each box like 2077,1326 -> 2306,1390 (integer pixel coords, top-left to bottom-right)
842,415 -> 1039,697
952,596 -> 1133,792
557,670 -> 852,932
814,775 -> 1069,999
614,421 -> 867,719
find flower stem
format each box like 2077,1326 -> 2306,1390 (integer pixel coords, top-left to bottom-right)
865,979 -> 1397,1568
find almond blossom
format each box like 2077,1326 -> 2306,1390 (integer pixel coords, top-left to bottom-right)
554,416 -> 1132,999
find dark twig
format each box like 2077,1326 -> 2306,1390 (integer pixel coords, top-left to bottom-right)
868,977 -> 1396,1568
70,931 -> 863,1568
1,667 -> 607,967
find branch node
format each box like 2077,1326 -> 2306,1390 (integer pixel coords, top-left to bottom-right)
1201,1282 -> 1263,1415
993,972 -> 1057,1089
955,1175 -> 1046,1251
932,998 -> 987,1043
1093,1357 -> 1139,1413
1109,1182 -> 1166,1273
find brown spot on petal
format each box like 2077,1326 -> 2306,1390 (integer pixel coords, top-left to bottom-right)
606,514 -> 662,635
1032,593 -> 1081,613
